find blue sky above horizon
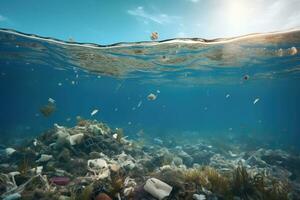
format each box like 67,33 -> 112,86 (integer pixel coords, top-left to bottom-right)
1,0 -> 300,44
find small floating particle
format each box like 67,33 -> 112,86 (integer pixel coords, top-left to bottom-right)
243,74 -> 250,80
132,107 -> 136,111
91,109 -> 99,116
277,48 -> 283,57
128,121 -> 132,125
253,98 -> 260,104
289,47 -> 297,55
204,107 -> 208,111
58,82 -> 62,86
76,74 -> 79,78
48,98 -> 55,104
113,133 -> 118,139
157,90 -> 161,94
1,72 -> 6,76
66,117 -> 71,122
147,93 -> 157,101
71,81 -> 75,85
137,101 -> 142,108
229,127 -> 233,131
226,94 -> 230,98
114,108 -> 118,112
150,32 -> 159,40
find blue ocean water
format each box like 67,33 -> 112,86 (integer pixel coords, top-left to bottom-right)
0,29 -> 300,150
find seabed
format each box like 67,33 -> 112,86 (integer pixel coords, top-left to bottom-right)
1,119 -> 300,200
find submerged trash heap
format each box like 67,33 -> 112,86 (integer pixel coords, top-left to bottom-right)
1,119 -> 300,200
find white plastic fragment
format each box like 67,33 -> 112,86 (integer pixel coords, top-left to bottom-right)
193,194 -> 206,200
69,133 -> 84,145
91,109 -> 99,116
30,166 -> 43,174
48,98 -> 55,104
113,133 -> 118,139
36,154 -> 53,163
87,158 -> 110,180
147,93 -> 157,101
137,100 -> 142,108
289,46 -> 297,55
144,178 -> 172,200
5,148 -> 16,156
3,192 -> 21,200
253,98 -> 260,104
33,139 -> 38,146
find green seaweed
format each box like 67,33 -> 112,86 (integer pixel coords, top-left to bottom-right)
77,184 -> 93,200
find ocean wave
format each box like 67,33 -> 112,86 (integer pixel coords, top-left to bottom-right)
0,28 -> 299,85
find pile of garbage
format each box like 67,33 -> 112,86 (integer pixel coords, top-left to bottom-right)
0,119 -> 299,200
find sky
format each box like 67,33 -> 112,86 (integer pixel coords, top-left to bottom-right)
0,0 -> 300,44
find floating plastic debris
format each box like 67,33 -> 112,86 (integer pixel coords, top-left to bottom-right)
289,46 -> 297,55
150,32 -> 159,40
147,93 -> 157,101
48,98 -> 55,104
253,98 -> 260,104
91,109 -> 99,116
226,94 -> 230,98
277,48 -> 283,57
137,100 -> 142,108
40,102 -> 56,117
